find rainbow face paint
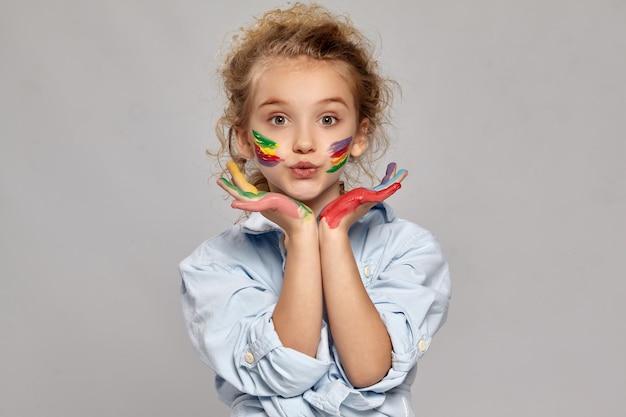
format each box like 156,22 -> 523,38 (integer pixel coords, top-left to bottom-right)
326,137 -> 352,173
252,130 -> 283,167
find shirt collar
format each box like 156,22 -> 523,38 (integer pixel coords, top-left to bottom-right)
240,202 -> 397,235
240,212 -> 281,235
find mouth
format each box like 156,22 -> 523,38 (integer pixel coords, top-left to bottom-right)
290,162 -> 319,178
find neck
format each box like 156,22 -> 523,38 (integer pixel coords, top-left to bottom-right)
301,182 -> 344,216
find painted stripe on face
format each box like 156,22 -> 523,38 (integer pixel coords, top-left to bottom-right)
326,136 -> 353,173
252,130 -> 284,167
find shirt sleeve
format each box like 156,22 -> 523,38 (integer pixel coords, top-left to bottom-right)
179,242 -> 331,398
358,225 -> 452,393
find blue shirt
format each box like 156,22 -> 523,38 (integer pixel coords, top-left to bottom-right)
179,203 -> 451,416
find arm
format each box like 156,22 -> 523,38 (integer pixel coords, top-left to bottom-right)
319,225 -> 392,388
344,224 -> 451,398
180,247 -> 330,397
272,219 -> 322,357
366,226 -> 451,380
217,162 -> 323,357
318,163 -> 408,388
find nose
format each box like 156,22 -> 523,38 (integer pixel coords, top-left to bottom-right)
292,127 -> 316,154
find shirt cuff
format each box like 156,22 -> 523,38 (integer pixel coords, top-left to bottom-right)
242,315 -> 332,397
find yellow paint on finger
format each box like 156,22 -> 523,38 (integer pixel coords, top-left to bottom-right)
226,161 -> 259,194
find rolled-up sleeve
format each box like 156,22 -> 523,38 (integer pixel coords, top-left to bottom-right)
357,225 -> 451,393
179,243 -> 331,398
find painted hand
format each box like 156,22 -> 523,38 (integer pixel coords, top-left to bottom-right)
217,162 -> 314,223
318,162 -> 408,229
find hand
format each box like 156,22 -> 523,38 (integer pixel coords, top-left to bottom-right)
217,162 -> 314,229
318,163 -> 408,230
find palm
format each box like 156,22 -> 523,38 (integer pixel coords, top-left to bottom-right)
318,162 -> 408,229
217,162 -> 313,222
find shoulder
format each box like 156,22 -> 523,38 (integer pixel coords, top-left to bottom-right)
348,203 -> 448,281
181,220 -> 280,268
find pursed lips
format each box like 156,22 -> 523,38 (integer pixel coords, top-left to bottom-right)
290,161 -> 319,178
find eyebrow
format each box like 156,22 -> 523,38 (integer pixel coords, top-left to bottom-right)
320,97 -> 350,108
258,99 -> 287,108
258,97 -> 351,109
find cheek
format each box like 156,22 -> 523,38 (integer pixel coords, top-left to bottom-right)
252,130 -> 284,167
326,136 -> 353,173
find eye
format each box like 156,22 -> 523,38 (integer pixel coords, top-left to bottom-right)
271,115 -> 287,126
320,116 -> 337,126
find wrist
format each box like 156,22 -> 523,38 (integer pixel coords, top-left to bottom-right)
318,219 -> 350,245
284,219 -> 319,248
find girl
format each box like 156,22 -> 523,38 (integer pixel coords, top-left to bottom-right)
179,3 -> 451,416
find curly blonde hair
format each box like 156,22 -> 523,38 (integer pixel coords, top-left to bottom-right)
211,2 -> 395,190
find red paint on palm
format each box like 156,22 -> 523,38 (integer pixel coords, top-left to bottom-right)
318,183 -> 401,228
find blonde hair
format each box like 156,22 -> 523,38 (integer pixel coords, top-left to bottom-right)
211,2 -> 395,190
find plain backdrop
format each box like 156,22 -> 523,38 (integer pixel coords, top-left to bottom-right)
1,0 -> 624,416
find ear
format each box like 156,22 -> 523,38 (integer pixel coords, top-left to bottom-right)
234,127 -> 254,159
350,118 -> 369,158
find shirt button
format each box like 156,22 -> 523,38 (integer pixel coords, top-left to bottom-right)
363,266 -> 371,278
418,340 -> 428,353
244,352 -> 255,364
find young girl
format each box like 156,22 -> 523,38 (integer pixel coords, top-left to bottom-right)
179,3 -> 451,416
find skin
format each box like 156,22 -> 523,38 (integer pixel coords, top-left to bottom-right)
222,56 -> 407,387
319,163 -> 407,228
218,162 -> 313,220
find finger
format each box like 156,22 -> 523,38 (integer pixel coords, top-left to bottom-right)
393,169 -> 408,184
232,194 -> 305,219
226,161 -> 259,194
369,182 -> 402,201
373,168 -> 407,191
217,177 -> 263,200
380,162 -> 397,184
320,182 -> 404,226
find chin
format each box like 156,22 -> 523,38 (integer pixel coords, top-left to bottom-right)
286,190 -> 321,203
269,178 -> 340,203
294,186 -> 339,206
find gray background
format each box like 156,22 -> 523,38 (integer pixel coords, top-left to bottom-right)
1,0 -> 624,416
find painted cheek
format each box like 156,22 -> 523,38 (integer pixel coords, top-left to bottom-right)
252,130 -> 284,167
326,137 -> 353,173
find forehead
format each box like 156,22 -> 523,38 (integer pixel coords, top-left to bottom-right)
250,56 -> 357,107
